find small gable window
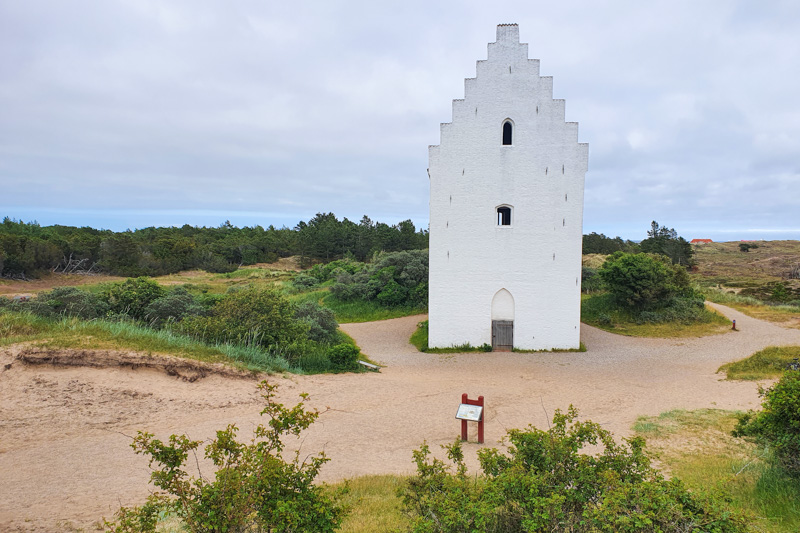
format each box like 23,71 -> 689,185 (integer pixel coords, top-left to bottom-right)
502,121 -> 513,145
497,206 -> 512,226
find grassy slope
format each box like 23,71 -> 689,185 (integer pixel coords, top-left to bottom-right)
633,409 -> 800,532
0,311 -> 294,373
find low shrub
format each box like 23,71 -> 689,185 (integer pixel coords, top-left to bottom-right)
25,286 -> 108,319
101,277 -> 165,321
292,273 -> 319,289
178,287 -> 308,351
294,301 -> 338,343
143,287 -> 205,328
402,406 -> 751,532
327,343 -> 360,370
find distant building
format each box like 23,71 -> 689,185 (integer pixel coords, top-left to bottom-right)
690,239 -> 713,244
428,24 -> 587,351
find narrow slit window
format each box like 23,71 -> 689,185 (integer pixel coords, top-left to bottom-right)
497,206 -> 512,226
502,121 -> 513,145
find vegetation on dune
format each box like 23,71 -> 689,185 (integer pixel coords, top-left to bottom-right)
719,345 -> 800,380
1,276 -> 365,373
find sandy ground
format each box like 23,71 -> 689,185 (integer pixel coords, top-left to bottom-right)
2,303 -> 800,531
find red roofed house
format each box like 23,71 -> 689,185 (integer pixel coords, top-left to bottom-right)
690,239 -> 713,244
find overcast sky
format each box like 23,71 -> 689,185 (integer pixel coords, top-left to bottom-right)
1,0 -> 799,241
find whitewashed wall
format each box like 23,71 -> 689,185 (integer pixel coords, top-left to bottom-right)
428,24 -> 588,350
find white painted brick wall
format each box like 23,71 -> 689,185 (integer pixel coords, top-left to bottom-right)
428,24 -> 588,350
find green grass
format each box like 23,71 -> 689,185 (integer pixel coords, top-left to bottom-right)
330,475 -> 410,533
718,345 -> 800,380
0,310 -> 294,373
581,292 -> 731,337
633,409 -> 800,532
409,320 -> 429,351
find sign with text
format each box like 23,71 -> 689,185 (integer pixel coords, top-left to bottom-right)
456,404 -> 483,422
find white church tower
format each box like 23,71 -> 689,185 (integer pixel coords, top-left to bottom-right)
428,24 -> 588,351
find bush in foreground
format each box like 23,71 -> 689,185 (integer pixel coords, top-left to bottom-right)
734,370 -> 800,477
402,406 -> 750,532
104,381 -> 345,533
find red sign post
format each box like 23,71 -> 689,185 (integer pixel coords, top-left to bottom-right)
458,393 -> 484,444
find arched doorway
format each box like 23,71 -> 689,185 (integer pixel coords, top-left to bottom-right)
491,289 -> 514,351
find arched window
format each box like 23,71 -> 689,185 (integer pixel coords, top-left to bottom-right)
502,121 -> 513,145
497,206 -> 511,226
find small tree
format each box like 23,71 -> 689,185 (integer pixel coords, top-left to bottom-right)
104,381 -> 346,532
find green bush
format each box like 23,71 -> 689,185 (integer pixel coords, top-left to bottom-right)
101,277 -> 166,321
599,252 -> 693,311
26,286 -> 108,319
292,273 -> 319,289
329,250 -> 428,309
294,301 -> 338,343
178,287 -> 308,352
104,381 -> 346,532
143,287 -> 205,328
734,370 -> 800,477
402,406 -> 750,532
327,343 -> 360,370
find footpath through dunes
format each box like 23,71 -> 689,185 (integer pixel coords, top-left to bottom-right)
3,303 -> 800,531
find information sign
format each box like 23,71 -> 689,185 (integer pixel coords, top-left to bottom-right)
456,404 -> 483,422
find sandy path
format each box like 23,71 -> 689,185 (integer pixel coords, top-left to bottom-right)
2,303 -> 800,531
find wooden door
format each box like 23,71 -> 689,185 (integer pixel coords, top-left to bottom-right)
492,320 -> 513,351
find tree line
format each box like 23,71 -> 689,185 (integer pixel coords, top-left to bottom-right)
583,221 -> 694,267
0,214 -> 429,279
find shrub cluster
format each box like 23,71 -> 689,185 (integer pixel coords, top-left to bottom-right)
403,407 -> 750,532
330,250 -> 428,308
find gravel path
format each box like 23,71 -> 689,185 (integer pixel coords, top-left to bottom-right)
2,303 -> 799,531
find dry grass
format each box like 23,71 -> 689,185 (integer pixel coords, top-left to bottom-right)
581,253 -> 608,269
692,240 -> 800,286
633,409 -> 800,532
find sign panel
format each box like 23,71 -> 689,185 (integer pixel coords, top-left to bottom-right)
456,404 -> 483,422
